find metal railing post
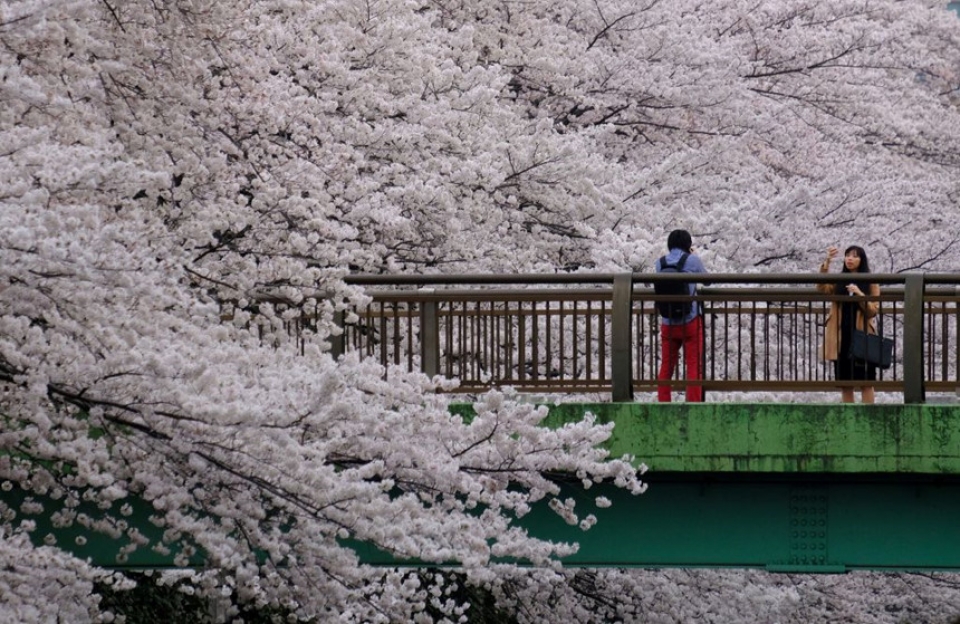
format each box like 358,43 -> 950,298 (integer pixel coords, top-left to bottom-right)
330,309 -> 345,360
902,274 -> 925,404
420,290 -> 439,378
611,273 -> 634,402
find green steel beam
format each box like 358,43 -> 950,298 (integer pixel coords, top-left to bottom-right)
533,403 -> 960,474
434,403 -> 960,571
504,473 -> 960,572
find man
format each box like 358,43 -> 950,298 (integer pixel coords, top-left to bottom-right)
654,229 -> 707,402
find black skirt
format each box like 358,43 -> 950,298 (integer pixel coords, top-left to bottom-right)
835,301 -> 876,382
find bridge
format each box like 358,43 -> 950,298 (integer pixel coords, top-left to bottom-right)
7,273 -> 960,572
338,272 -> 960,571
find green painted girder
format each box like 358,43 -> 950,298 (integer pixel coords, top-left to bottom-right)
528,403 -> 960,571
0,483 -> 201,569
536,403 -> 960,474
441,402 -> 960,571
504,473 -> 960,572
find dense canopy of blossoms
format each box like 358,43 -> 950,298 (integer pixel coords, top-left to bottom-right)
2,0 -> 960,621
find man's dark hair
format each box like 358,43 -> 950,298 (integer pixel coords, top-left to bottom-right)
667,229 -> 692,253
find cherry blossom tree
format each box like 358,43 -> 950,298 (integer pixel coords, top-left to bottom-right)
559,0 -> 960,274
1,1 -> 644,621
470,567 -> 960,624
3,0 -> 960,621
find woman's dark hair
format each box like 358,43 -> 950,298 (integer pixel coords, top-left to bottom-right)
837,245 -> 873,295
841,246 -> 870,274
667,229 -> 692,253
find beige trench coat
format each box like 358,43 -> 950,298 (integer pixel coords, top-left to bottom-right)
816,261 -> 879,362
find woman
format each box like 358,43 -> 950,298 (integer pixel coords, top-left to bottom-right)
817,245 -> 880,403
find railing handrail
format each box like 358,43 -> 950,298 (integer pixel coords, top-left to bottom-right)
345,272 -> 960,286
332,273 -> 960,404
347,285 -> 957,300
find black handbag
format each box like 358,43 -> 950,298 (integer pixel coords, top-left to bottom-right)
850,329 -> 894,369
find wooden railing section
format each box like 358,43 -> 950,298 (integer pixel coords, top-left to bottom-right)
332,273 -> 960,403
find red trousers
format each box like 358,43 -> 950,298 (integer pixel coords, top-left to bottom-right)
658,315 -> 703,402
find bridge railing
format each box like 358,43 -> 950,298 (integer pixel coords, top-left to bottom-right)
333,273 -> 960,403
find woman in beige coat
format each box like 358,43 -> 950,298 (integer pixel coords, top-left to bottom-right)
817,245 -> 880,403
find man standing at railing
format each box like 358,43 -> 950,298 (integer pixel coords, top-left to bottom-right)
655,229 -> 708,402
